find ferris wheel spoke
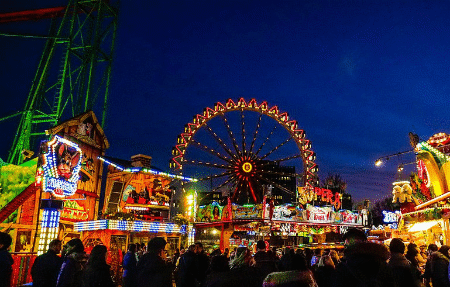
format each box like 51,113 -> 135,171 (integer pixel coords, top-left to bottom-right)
249,113 -> 263,154
204,123 -> 238,159
254,125 -> 277,156
247,180 -> 257,202
231,178 -> 244,201
190,139 -> 233,163
183,159 -> 232,169
261,153 -> 303,163
241,111 -> 247,155
196,171 -> 234,182
255,174 -> 296,196
211,176 -> 236,193
258,170 -> 304,179
220,114 -> 242,157
260,137 -> 293,160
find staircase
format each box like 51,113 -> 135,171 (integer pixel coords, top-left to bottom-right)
0,184 -> 39,223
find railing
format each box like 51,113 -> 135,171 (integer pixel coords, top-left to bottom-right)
10,252 -> 37,287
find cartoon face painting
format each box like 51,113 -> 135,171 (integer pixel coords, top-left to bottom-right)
57,143 -> 81,180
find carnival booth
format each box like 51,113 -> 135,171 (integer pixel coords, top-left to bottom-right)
0,111 -> 109,285
194,188 -> 367,252
75,154 -> 193,259
395,133 -> 450,246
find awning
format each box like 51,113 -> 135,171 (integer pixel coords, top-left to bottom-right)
408,220 -> 440,232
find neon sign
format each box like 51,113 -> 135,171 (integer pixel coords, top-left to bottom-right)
382,210 -> 401,224
298,186 -> 342,210
42,135 -> 82,197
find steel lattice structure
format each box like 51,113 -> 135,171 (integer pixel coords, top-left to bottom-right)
171,98 -> 319,204
0,0 -> 118,164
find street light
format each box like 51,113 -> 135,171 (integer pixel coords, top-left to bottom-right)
374,149 -> 415,167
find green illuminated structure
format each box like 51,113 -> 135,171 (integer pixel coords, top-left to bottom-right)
0,0 -> 118,164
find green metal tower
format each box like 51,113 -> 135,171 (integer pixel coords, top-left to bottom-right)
0,0 -> 118,164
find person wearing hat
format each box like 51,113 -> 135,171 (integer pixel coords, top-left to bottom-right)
136,237 -> 171,287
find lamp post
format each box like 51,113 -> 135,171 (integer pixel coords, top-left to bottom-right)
374,149 -> 415,167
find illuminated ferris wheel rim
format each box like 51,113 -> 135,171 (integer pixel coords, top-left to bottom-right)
171,98 -> 319,190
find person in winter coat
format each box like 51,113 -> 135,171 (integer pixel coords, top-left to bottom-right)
333,228 -> 396,287
136,237 -> 172,287
122,244 -> 137,287
423,244 -> 439,287
82,245 -> 114,287
252,240 -> 277,282
430,245 -> 450,287
314,254 -> 335,287
263,253 -> 317,287
31,239 -> 63,287
195,242 -> 209,286
387,238 -> 421,287
177,244 -> 198,287
56,238 -> 87,287
0,232 -> 13,287
207,247 -> 262,287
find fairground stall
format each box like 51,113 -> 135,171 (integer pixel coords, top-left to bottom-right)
391,132 -> 450,247
0,111 -> 109,285
193,189 -> 366,252
74,154 -> 194,280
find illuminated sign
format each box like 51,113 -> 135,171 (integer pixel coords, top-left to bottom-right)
306,205 -> 333,222
196,202 -> 223,222
42,136 -> 82,197
232,204 -> 263,219
61,200 -> 89,221
382,210 -> 401,224
242,162 -> 252,173
297,186 -> 342,210
74,220 -> 184,234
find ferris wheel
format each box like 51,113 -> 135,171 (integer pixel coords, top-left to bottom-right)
171,98 -> 318,204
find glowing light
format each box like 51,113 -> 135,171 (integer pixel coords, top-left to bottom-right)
98,156 -> 197,182
74,220 -> 184,234
38,209 -> 61,255
375,159 -> 383,167
408,220 -> 440,232
42,135 -> 82,197
242,162 -> 253,173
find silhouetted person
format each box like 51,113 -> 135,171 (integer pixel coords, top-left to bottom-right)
123,243 -> 137,287
429,245 -> 450,287
278,247 -> 295,271
253,240 -> 277,283
263,252 -> 317,287
0,232 -> 13,287
423,244 -> 439,287
177,244 -> 197,287
56,238 -> 87,287
205,247 -> 260,287
136,237 -> 171,287
315,254 -> 336,287
32,239 -> 63,287
196,242 -> 209,286
82,245 -> 114,287
387,238 -> 421,287
333,228 -> 396,287
204,255 -> 230,287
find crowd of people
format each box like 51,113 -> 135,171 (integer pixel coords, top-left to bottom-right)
2,229 -> 450,286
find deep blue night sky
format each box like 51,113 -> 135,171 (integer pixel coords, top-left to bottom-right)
1,0 -> 450,204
